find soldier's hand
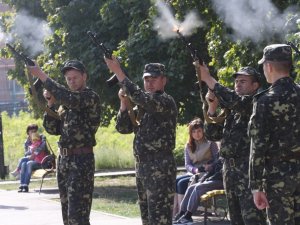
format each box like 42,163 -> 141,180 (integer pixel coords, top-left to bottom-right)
118,89 -> 126,100
118,88 -> 127,112
206,90 -> 218,116
205,90 -> 216,103
43,89 -> 55,107
104,56 -> 121,74
253,191 -> 269,210
26,61 -> 48,82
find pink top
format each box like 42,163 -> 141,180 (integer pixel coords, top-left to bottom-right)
29,140 -> 47,163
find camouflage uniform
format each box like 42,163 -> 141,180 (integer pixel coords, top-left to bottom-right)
249,44 -> 300,225
205,67 -> 266,225
116,63 -> 177,225
43,65 -> 101,225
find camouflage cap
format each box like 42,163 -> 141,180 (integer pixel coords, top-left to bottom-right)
233,66 -> 261,82
61,60 -> 86,74
258,44 -> 292,64
143,63 -> 165,78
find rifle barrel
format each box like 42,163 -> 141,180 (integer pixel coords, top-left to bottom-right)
6,43 -> 35,66
287,42 -> 300,55
176,30 -> 203,64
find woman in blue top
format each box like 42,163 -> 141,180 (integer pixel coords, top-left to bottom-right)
173,118 -> 219,218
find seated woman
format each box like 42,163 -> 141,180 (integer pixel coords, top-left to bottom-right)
11,124 -> 47,178
18,132 -> 48,192
173,118 -> 219,218
174,157 -> 224,224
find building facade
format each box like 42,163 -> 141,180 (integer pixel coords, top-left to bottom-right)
0,3 -> 27,115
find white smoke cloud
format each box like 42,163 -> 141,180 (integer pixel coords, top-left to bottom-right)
153,0 -> 203,39
11,10 -> 52,56
212,0 -> 299,42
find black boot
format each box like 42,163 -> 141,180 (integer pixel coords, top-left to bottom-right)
18,186 -> 24,192
22,186 -> 29,192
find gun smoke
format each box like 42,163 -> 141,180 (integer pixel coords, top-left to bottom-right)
7,10 -> 52,56
211,0 -> 299,43
153,0 -> 203,40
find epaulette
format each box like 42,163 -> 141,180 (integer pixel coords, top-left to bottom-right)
253,88 -> 268,99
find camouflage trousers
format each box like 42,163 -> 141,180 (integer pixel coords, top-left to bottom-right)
57,153 -> 95,225
223,158 -> 267,225
135,155 -> 176,225
264,159 -> 300,225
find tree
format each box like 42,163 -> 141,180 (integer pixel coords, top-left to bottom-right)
1,0 -> 299,125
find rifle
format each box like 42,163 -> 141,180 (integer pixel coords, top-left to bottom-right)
87,31 -> 120,87
6,43 -> 60,120
6,43 -> 43,93
176,30 -> 226,124
285,42 -> 300,80
176,30 -> 203,64
287,41 -> 300,55
87,31 -> 138,126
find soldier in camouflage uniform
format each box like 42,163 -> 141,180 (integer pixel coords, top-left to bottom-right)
104,56 -> 177,225
27,60 -> 101,225
196,64 -> 267,225
249,44 -> 300,225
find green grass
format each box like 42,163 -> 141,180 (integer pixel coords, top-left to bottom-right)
2,111 -> 187,173
92,176 -> 140,217
0,175 -> 140,217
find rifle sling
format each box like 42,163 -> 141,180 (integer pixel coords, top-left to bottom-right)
123,96 -> 139,127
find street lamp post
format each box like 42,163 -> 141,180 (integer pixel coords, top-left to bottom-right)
0,113 -> 8,179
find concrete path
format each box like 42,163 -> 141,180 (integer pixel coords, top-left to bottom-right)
0,189 -> 142,225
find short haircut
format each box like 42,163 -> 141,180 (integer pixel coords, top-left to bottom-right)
267,61 -> 292,74
26,124 -> 38,135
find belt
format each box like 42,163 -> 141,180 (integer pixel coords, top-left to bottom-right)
134,151 -> 172,163
228,158 -> 235,167
225,157 -> 249,168
59,146 -> 93,156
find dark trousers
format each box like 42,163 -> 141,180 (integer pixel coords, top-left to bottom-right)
265,160 -> 300,225
136,157 -> 176,225
57,153 -> 95,225
223,159 -> 267,225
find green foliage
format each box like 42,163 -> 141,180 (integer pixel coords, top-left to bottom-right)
1,0 -> 300,126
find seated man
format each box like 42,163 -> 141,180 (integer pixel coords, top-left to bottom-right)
174,157 -> 224,224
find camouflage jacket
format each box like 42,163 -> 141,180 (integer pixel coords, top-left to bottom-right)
116,78 -> 178,156
205,83 -> 255,159
43,78 -> 101,149
248,77 -> 300,190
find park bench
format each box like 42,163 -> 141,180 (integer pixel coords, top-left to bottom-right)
32,143 -> 56,194
199,189 -> 228,225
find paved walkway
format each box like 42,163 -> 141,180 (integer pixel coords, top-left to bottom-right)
0,189 -> 142,225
